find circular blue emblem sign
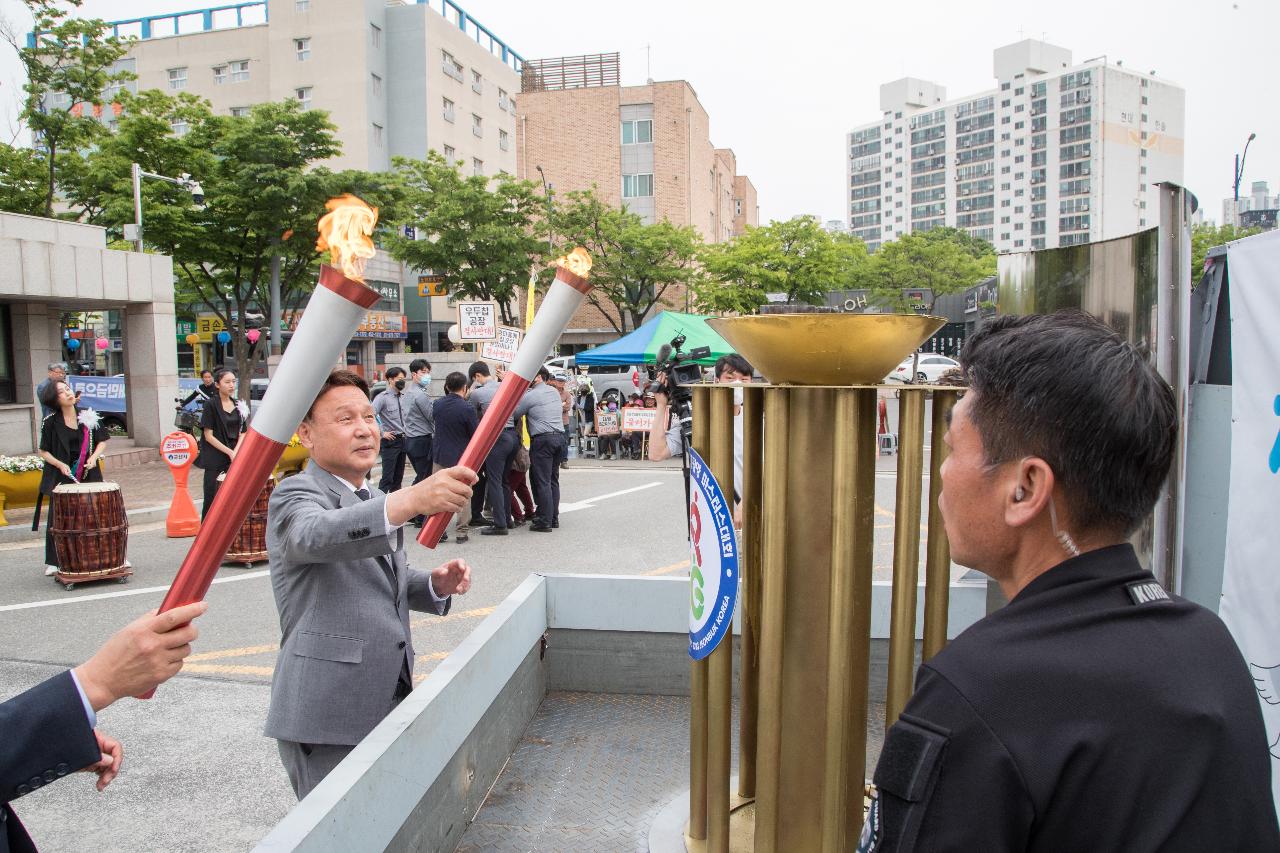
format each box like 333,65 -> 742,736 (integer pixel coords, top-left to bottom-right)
687,448 -> 740,660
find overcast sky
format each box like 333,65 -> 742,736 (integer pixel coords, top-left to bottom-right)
3,0 -> 1276,226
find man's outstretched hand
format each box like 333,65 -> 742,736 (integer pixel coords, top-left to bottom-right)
431,558 -> 472,597
74,601 -> 208,709
80,729 -> 122,791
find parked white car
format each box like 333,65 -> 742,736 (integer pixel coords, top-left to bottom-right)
886,354 -> 960,384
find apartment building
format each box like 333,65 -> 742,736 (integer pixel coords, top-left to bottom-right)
1223,181 -> 1278,231
845,40 -> 1185,253
516,54 -> 759,346
66,0 -> 523,359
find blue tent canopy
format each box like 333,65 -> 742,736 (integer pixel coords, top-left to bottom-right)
573,311 -> 736,366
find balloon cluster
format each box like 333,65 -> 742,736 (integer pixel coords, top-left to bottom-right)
66,338 -> 81,352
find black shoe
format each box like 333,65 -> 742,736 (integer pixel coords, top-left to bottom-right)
551,520 -> 559,528
512,517 -> 527,527
529,523 -> 553,533
480,526 -> 508,536
411,516 -> 425,528
440,532 -> 449,542
455,533 -> 470,544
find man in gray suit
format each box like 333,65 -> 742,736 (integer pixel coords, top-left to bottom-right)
265,369 -> 479,799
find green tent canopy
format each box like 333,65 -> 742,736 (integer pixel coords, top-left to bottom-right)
573,311 -> 736,366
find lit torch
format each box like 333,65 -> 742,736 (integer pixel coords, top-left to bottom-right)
417,248 -> 594,547
148,196 -> 382,694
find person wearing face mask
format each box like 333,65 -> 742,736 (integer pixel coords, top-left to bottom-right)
372,366 -> 410,493
401,359 -> 436,526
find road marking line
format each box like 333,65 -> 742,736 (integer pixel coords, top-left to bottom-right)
0,570 -> 269,612
182,663 -> 276,677
416,651 -> 449,662
559,481 -> 663,513
643,559 -> 690,576
410,605 -> 495,629
187,643 -> 278,662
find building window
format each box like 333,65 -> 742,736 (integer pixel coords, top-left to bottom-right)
295,38 -> 311,61
442,97 -> 454,122
230,60 -> 250,82
372,123 -> 383,147
167,67 -> 187,90
621,119 -> 653,144
295,87 -> 312,109
622,174 -> 654,198
0,305 -> 13,403
213,64 -> 227,85
295,0 -> 309,10
171,119 -> 189,137
472,113 -> 482,137
473,158 -> 484,176
443,144 -> 455,161
472,69 -> 483,94
442,50 -> 463,81
499,129 -> 509,151
371,73 -> 382,97
370,23 -> 381,48
230,106 -> 250,117
498,88 -> 510,110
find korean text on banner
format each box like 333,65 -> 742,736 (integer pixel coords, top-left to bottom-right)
481,326 -> 522,364
1217,229 -> 1280,814
457,302 -> 499,342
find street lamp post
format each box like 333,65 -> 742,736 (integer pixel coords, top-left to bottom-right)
1233,132 -> 1257,229
535,164 -> 554,252
130,162 -> 204,253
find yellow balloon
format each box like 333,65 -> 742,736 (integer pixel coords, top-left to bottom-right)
185,333 -> 199,345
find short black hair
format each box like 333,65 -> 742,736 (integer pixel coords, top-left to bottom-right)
536,366 -> 552,382
468,361 -> 490,381
444,371 -> 468,394
201,369 -> 213,379
38,380 -> 65,411
409,358 -> 431,373
715,354 -> 753,379
960,310 -> 1176,536
212,367 -> 236,384
304,369 -> 369,420
385,366 -> 405,381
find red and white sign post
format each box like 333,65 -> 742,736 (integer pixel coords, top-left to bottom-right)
161,431 -> 200,538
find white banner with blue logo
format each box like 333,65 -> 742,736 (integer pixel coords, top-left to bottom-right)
687,448 -> 739,660
1218,229 -> 1280,813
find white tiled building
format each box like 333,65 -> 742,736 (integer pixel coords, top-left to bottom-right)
845,40 -> 1185,252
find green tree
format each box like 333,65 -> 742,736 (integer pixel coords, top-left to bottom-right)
4,0 -> 134,217
384,152 -> 546,326
80,94 -> 403,394
917,225 -> 996,260
866,231 -> 995,312
0,143 -> 49,215
693,216 -> 853,314
1191,222 -> 1261,277
552,189 -> 703,333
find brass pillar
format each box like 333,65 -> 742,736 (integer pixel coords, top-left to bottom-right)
922,391 -> 959,661
738,386 -> 764,799
753,387 -> 790,853
706,387 -> 736,853
886,388 -> 926,730
689,384 -> 711,841
820,388 -> 877,852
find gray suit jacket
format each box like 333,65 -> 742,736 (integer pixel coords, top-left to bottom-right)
263,464 -> 449,746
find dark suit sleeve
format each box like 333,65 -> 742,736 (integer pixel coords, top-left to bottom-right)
0,672 -> 99,805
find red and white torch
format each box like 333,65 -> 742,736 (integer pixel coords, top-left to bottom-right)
417,249 -> 593,548
154,195 -> 381,621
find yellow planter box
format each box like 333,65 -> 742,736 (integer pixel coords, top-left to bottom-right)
0,469 -> 42,527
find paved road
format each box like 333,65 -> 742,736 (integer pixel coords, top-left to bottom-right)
1,400 -> 954,851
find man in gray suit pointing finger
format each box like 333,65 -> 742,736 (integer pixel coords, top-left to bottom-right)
264,369 -> 479,799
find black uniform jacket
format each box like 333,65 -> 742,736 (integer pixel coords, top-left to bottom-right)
863,544 -> 1280,853
1,672 -> 99,853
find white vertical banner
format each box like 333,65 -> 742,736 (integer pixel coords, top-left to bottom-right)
1218,230 -> 1280,813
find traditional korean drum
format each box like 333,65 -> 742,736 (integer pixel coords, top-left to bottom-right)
50,482 -> 130,583
225,475 -> 275,565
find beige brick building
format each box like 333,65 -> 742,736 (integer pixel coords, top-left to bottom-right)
515,57 -> 759,347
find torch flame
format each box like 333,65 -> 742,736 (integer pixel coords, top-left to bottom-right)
555,247 -> 592,280
316,194 -> 378,281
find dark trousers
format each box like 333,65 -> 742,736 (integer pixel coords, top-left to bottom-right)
378,437 -> 407,493
530,432 -> 566,526
506,469 -> 534,521
406,435 -> 433,485
559,426 -> 571,464
45,512 -> 57,567
471,468 -> 488,519
484,428 -> 520,529
202,465 -> 227,521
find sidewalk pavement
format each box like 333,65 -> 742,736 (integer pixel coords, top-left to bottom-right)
0,454 -> 683,543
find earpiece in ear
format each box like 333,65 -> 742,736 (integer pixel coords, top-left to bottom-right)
1013,487 -> 1026,502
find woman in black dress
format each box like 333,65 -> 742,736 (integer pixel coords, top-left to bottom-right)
196,368 -> 246,520
36,380 -> 110,576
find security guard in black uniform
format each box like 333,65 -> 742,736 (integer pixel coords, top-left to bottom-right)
860,311 -> 1280,852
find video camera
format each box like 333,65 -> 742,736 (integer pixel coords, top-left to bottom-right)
649,333 -> 711,446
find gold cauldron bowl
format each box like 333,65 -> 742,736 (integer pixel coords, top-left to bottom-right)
707,313 -> 947,386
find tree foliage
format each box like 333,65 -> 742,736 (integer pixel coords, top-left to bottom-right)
77,94 -> 403,394
384,152 -> 547,326
551,188 -> 703,333
0,142 -> 48,215
865,231 -> 996,312
693,216 -> 862,314
1191,222 -> 1261,277
5,0 -> 133,216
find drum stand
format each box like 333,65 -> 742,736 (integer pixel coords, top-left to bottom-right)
55,564 -> 132,591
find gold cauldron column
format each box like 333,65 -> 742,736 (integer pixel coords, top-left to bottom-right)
922,390 -> 960,660
886,387 -> 927,728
